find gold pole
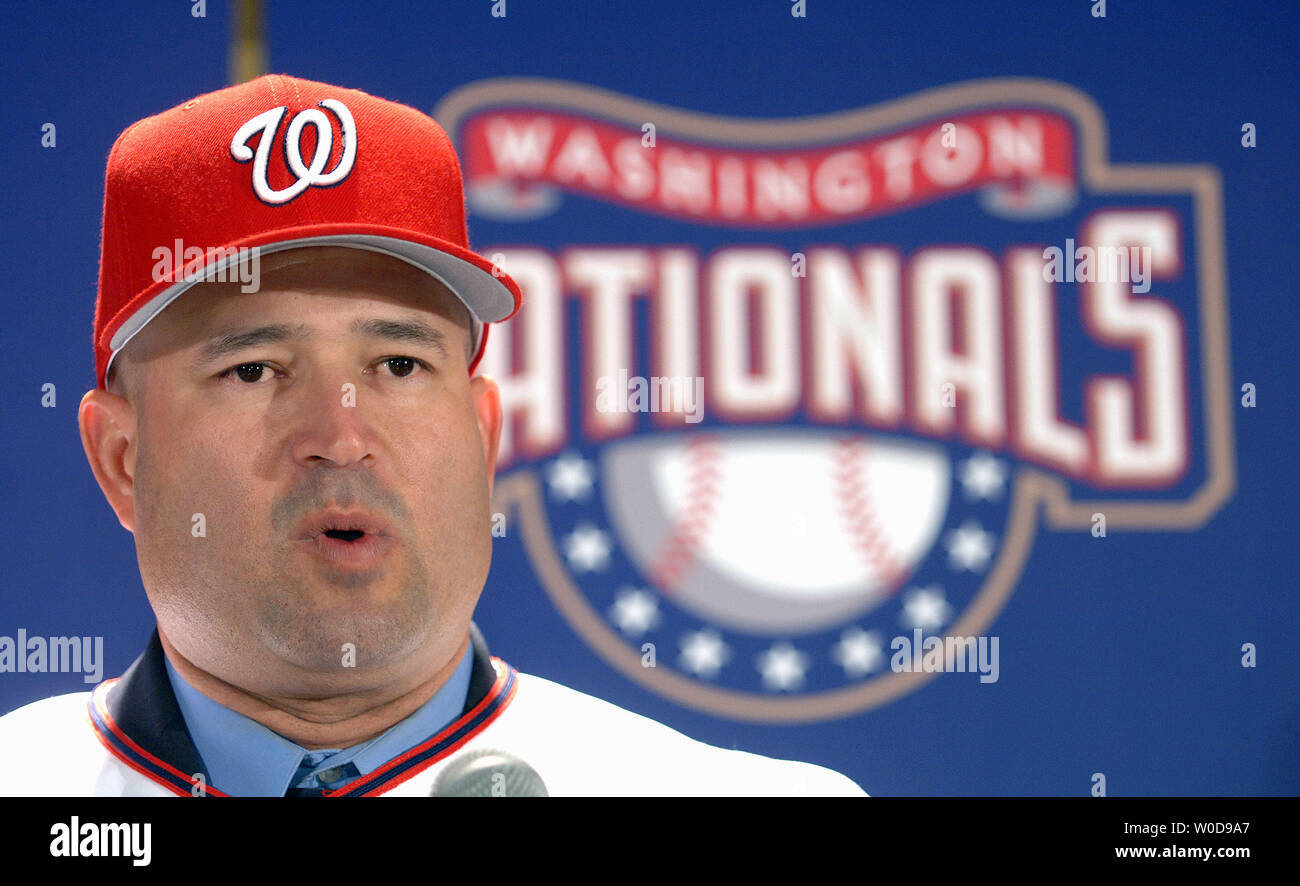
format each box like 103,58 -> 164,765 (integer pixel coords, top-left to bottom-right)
228,0 -> 267,85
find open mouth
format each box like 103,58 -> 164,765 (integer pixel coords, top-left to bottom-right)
294,512 -> 397,568
301,529 -> 395,568
323,529 -> 367,543
293,509 -> 393,542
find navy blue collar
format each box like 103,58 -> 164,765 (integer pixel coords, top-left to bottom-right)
90,622 -> 510,796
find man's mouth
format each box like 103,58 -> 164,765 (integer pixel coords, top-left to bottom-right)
322,529 -> 367,543
294,510 -> 397,568
299,529 -> 396,569
293,509 -> 394,542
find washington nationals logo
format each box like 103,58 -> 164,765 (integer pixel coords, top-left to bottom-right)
438,77 -> 1236,722
230,99 -> 357,205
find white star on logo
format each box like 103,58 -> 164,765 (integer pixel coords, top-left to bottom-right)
901,585 -> 952,630
562,522 -> 611,572
831,629 -> 884,678
756,642 -> 811,692
679,629 -> 730,679
958,451 -> 1007,501
546,452 -> 595,502
945,519 -> 996,572
608,588 -> 661,636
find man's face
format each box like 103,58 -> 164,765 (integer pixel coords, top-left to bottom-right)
82,247 -> 502,696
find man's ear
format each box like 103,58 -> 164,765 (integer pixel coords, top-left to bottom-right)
469,374 -> 503,497
78,388 -> 139,533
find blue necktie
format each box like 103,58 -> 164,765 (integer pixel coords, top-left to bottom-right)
284,752 -> 359,797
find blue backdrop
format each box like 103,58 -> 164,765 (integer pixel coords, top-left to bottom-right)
1,0 -> 1295,796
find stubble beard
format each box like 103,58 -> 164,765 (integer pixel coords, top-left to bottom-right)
250,545 -> 439,675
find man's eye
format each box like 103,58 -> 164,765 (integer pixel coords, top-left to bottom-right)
218,362 -> 274,384
377,357 -> 427,378
216,358 -> 428,384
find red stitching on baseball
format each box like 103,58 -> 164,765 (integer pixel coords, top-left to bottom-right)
648,433 -> 721,595
834,436 -> 907,595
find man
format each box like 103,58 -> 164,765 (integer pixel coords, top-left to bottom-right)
0,74 -> 864,796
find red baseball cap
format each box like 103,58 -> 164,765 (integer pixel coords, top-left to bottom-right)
93,73 -> 522,390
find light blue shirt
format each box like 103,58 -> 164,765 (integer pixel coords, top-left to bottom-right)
163,643 -> 474,796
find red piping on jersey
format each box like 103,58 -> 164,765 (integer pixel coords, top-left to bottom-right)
88,681 -> 231,797
349,659 -> 520,796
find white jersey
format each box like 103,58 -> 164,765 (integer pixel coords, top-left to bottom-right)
0,627 -> 865,797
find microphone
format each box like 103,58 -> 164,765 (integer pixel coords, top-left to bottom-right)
430,748 -> 549,797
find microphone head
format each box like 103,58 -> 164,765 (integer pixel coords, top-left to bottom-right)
431,749 -> 549,797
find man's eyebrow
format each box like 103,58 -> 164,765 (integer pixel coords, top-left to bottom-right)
196,323 -> 310,366
194,317 -> 451,366
350,317 -> 450,358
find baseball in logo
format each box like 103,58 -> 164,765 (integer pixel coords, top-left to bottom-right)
436,78 -> 1235,722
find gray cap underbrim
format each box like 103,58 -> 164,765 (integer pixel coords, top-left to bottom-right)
106,234 -> 513,383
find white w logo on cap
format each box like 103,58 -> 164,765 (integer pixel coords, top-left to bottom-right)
230,99 -> 357,205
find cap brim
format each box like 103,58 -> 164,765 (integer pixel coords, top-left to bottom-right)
106,233 -> 518,383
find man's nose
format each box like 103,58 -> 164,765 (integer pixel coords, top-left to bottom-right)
288,373 -> 374,467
